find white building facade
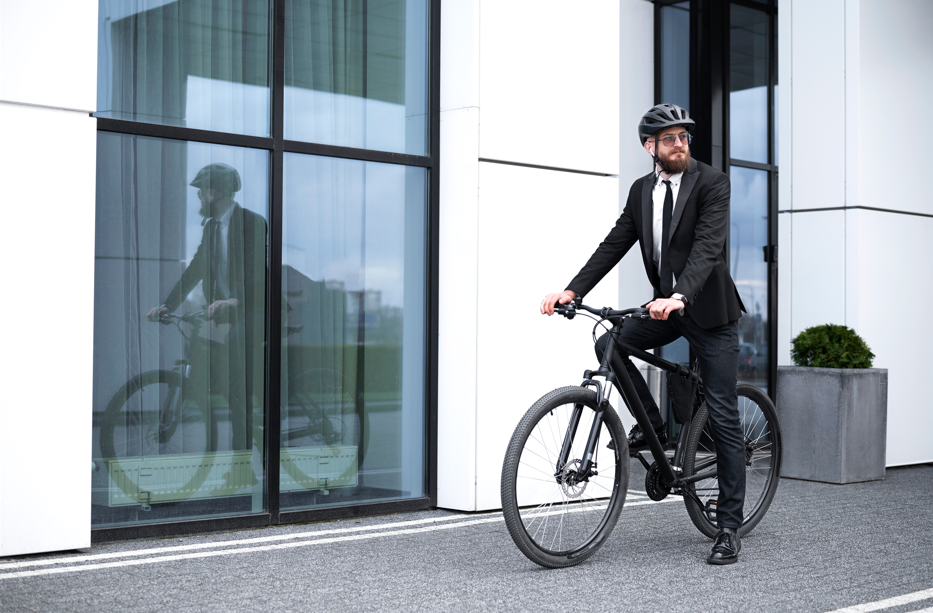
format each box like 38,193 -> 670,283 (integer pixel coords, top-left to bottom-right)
0,0 -> 929,556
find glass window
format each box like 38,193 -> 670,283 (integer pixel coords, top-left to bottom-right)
730,166 -> 769,392
97,0 -> 271,137
284,0 -> 430,155
92,132 -> 269,526
729,5 -> 769,163
660,2 -> 691,110
281,153 -> 426,509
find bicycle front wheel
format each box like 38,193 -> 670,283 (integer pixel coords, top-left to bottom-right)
501,386 -> 629,568
682,381 -> 782,538
99,370 -> 217,505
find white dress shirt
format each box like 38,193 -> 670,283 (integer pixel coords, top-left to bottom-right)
651,171 -> 684,289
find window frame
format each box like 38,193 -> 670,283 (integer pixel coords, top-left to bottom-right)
92,0 -> 441,543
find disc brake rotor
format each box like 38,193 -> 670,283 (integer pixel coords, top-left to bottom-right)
560,460 -> 588,499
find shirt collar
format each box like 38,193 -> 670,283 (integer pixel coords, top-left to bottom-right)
217,202 -> 236,226
655,171 -> 684,188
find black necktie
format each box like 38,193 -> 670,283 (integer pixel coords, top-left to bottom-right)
660,180 -> 674,296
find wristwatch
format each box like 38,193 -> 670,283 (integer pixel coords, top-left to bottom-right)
672,293 -> 687,306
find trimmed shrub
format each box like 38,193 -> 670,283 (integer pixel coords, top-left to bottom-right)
790,324 -> 875,369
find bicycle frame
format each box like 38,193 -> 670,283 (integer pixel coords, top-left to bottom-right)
556,309 -> 716,492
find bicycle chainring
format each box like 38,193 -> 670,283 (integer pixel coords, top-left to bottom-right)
560,460 -> 588,499
645,461 -> 672,501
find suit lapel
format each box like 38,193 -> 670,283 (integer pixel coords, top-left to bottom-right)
640,172 -> 655,265
670,158 -> 699,240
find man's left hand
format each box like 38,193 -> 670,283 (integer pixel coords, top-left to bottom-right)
207,298 -> 239,322
646,297 -> 684,321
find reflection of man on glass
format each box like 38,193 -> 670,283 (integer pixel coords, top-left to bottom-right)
147,163 -> 266,454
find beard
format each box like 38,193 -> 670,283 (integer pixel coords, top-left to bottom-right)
659,146 -> 691,174
198,194 -> 211,217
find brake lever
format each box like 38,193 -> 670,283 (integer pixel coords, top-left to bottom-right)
555,304 -> 576,319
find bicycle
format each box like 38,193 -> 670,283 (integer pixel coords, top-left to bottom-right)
97,312 -> 367,507
500,301 -> 782,568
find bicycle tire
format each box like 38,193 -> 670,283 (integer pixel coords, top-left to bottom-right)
280,368 -> 367,490
501,386 -> 629,568
99,369 -> 218,504
682,381 -> 782,538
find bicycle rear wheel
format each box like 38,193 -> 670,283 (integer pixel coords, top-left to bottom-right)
682,381 -> 782,538
501,386 -> 629,568
280,368 -> 367,491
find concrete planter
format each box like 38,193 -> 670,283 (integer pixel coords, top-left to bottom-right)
776,366 -> 887,484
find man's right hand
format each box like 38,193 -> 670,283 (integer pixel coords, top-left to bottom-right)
146,306 -> 168,323
540,290 -> 577,316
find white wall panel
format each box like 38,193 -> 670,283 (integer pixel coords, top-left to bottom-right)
858,0 -> 933,216
789,0 -> 845,211
437,0 -> 483,511
0,0 -> 97,111
777,212 -> 792,365
853,210 -> 933,465
473,163 -> 618,511
778,0 -> 792,211
0,104 -> 96,556
479,0 -> 619,175
618,0 -> 656,310
844,0 -> 859,215
440,0 -> 480,111
790,211 -> 845,336
437,108 -> 481,510
844,208 -> 860,330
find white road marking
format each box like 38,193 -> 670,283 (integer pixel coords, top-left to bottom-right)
0,517 -> 506,580
825,588 -> 933,613
0,511 -> 501,571
0,491 -> 676,581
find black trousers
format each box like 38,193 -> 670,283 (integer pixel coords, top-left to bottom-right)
596,313 -> 745,529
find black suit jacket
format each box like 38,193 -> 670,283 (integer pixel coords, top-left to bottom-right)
164,204 -> 267,331
566,158 -> 745,329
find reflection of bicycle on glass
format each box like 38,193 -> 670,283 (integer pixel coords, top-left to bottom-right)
98,312 -> 365,507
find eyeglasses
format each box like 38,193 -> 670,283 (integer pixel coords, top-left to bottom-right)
656,132 -> 692,147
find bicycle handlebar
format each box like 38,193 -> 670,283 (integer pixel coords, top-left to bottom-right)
555,301 -> 683,321
158,311 -> 207,325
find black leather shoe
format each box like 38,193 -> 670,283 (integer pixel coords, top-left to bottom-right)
628,423 -> 667,448
607,423 -> 667,450
707,527 -> 741,565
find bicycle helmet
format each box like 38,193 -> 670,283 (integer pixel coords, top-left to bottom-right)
190,163 -> 242,195
638,103 -> 695,145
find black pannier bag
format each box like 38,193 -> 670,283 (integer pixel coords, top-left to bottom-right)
666,369 -> 699,424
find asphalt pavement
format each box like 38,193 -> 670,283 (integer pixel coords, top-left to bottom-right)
3,462 -> 933,613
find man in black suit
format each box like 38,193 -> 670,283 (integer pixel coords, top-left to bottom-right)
541,104 -> 746,565
148,163 -> 266,457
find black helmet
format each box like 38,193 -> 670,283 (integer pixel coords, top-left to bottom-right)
190,163 -> 242,195
638,104 -> 695,145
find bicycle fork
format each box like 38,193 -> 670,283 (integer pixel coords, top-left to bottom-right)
554,370 -> 615,486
